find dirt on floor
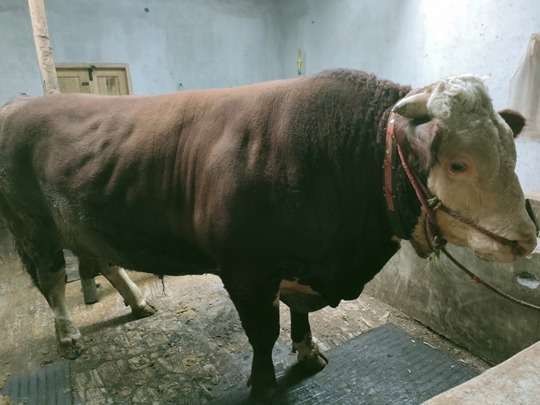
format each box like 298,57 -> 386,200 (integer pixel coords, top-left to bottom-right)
0,247 -> 489,404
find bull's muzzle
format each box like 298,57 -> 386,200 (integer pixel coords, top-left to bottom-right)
525,199 -> 540,237
512,199 -> 540,257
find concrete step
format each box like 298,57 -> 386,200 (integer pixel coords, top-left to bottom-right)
424,341 -> 540,405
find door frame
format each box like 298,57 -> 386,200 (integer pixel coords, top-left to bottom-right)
56,63 -> 133,95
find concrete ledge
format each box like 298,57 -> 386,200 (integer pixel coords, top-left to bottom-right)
366,200 -> 540,363
424,341 -> 540,404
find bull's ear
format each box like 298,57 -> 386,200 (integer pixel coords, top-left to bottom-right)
392,92 -> 430,120
408,120 -> 442,170
499,109 -> 526,138
393,114 -> 441,171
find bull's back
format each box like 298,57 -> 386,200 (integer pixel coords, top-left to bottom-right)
0,80 -> 302,273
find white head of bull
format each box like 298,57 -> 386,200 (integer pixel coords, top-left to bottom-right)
392,75 -> 537,262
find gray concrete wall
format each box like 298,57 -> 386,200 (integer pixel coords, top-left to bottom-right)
0,0 -> 285,104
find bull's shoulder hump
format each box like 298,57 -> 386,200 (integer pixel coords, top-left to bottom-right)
0,95 -> 36,118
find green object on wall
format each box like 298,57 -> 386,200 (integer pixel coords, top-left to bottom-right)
297,48 -> 304,76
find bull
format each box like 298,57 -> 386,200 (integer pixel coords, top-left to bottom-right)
0,69 -> 536,401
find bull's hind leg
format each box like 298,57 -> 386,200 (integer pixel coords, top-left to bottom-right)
19,246 -> 83,359
38,263 -> 82,359
79,256 -> 156,318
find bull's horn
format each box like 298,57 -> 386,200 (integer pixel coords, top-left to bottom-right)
392,92 -> 430,119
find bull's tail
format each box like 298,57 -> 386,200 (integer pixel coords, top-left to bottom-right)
14,239 -> 40,288
0,193 -> 41,289
0,99 -> 40,289
0,95 -> 65,291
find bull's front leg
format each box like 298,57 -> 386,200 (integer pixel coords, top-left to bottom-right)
222,272 -> 280,402
79,257 -> 157,318
290,310 -> 328,373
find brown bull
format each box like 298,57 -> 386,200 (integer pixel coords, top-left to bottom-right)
0,69 -> 536,401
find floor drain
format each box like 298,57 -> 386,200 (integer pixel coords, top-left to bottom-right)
515,271 -> 540,289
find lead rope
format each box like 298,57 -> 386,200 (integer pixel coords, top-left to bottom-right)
422,211 -> 540,311
441,246 -> 540,311
440,246 -> 540,311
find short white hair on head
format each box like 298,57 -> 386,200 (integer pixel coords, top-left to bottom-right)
427,75 -> 494,122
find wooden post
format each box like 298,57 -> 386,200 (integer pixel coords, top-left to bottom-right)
28,0 -> 59,94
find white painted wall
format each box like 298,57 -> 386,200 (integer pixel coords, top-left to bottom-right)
1,0 -> 539,192
46,0 -> 285,95
279,0 -> 540,192
0,0 -> 284,103
0,3 -> 42,102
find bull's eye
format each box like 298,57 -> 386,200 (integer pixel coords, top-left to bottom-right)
449,162 -> 467,174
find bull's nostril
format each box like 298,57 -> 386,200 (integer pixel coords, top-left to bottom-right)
514,237 -> 538,256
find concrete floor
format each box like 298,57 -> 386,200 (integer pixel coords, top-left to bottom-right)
0,249 -> 489,404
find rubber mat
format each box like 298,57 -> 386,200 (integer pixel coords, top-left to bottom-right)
1,361 -> 72,405
213,323 -> 479,405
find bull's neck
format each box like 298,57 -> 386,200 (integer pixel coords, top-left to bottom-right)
373,112 -> 424,242
340,100 -> 422,244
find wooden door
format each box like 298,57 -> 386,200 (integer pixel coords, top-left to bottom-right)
93,68 -> 130,95
57,68 -> 92,94
56,65 -> 131,95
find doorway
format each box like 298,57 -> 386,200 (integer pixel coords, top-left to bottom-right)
56,64 -> 132,95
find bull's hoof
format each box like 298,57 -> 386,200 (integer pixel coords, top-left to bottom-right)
293,339 -> 328,375
55,318 -> 82,359
131,300 -> 157,319
249,383 -> 277,404
247,371 -> 277,404
297,351 -> 328,374
58,340 -> 82,360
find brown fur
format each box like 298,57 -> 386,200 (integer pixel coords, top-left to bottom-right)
0,70 -> 431,399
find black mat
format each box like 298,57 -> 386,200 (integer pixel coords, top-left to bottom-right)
2,361 -> 72,405
213,323 -> 479,405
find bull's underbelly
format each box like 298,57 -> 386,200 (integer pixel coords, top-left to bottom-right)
278,279 -> 328,312
61,223 -> 217,276
42,190 -> 213,275
69,223 -> 329,309
64,213 -> 327,306
61,209 -> 330,311
279,279 -> 319,296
